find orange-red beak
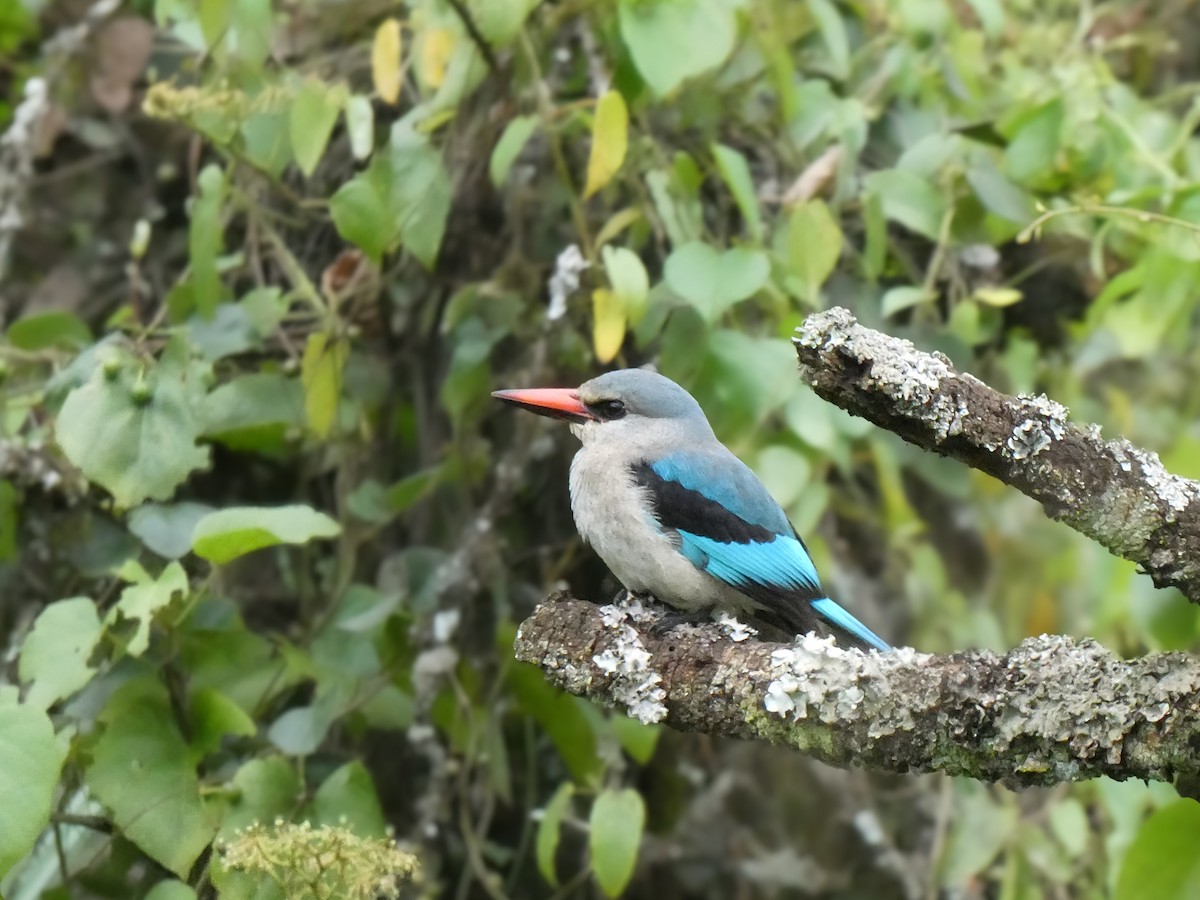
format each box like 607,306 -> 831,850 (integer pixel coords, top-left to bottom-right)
491,387 -> 594,424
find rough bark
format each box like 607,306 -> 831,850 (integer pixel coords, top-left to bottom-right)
794,307 -> 1200,602
515,597 -> 1200,787
513,308 -> 1200,787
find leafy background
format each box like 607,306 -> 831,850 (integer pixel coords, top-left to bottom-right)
3,0 -> 1200,897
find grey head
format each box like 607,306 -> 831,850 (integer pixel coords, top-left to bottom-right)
571,369 -> 713,447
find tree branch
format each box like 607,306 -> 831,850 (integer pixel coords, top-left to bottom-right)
512,308 -> 1200,787
794,307 -> 1200,602
515,596 -> 1200,787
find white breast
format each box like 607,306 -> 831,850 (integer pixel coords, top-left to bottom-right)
567,445 -> 754,616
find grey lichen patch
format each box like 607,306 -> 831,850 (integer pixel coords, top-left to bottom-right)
714,611 -> 757,642
593,595 -> 668,723
1130,446 -> 1200,521
995,636 -> 1200,771
795,309 -> 959,431
794,306 -> 857,351
1005,394 -> 1070,460
1077,479 -> 1160,557
1007,419 -> 1052,460
864,646 -> 939,740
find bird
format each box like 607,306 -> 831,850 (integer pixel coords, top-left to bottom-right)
492,368 -> 891,651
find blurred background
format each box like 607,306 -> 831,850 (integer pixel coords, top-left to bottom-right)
2,0 -> 1200,897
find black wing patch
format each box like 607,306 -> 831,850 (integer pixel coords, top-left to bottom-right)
631,461 -> 775,544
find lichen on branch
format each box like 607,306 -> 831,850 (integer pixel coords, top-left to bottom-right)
515,598 -> 1200,788
793,307 -> 1200,602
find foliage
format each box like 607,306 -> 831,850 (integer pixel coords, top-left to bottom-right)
216,821 -> 419,900
3,0 -> 1200,898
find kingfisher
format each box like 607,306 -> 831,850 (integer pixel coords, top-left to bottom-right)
493,368 -> 890,651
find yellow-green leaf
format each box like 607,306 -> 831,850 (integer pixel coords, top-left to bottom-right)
290,80 -> 344,177
784,199 -> 844,301
301,331 -> 348,438
601,245 -> 649,325
415,26 -> 454,89
537,782 -> 574,887
584,90 -> 628,199
973,286 -> 1024,307
372,18 -> 404,105
592,288 -> 626,363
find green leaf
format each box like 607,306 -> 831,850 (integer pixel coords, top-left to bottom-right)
1005,98 -> 1063,186
186,303 -> 259,361
335,125 -> 454,268
128,501 -> 215,559
1047,798 -> 1089,860
386,124 -> 453,268
807,0 -> 850,79
610,714 -> 661,764
508,662 -> 602,783
310,761 -> 387,837
56,356 -> 211,508
192,505 -> 341,564
300,331 -> 348,438
939,785 -> 1017,889
386,467 -> 441,513
220,756 -> 303,838
471,0 -> 538,45
603,245 -> 650,324
537,782 -> 575,887
783,200 -> 844,300
145,881 -> 198,900
490,114 -> 539,188
664,242 -> 770,322
584,90 -> 629,199
712,143 -> 763,242
882,285 -> 935,317
106,561 -> 190,658
198,0 -> 231,51
267,703 -> 334,756
189,687 -> 257,759
589,788 -> 645,898
1116,800 -> 1200,900
966,163 -> 1035,224
330,177 -> 392,263
86,678 -> 216,877
863,169 -> 946,241
19,596 -> 102,709
618,0 -> 736,96
6,311 -> 92,350
863,191 -> 887,280
290,79 -> 344,177
241,109 -> 292,179
0,697 -> 67,879
202,372 -> 305,450
755,445 -> 812,509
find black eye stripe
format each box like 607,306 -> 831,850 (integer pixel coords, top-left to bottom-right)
588,398 -> 626,420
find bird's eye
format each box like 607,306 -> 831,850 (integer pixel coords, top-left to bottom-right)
590,398 -> 626,420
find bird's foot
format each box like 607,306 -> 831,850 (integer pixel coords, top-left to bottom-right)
612,588 -> 656,607
648,610 -> 714,637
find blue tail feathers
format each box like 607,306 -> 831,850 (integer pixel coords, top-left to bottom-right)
810,597 -> 891,651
